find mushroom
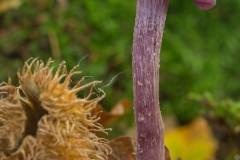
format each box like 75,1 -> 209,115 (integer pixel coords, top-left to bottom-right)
192,0 -> 216,10
132,0 -> 216,160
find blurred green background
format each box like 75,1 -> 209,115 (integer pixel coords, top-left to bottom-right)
0,0 -> 240,137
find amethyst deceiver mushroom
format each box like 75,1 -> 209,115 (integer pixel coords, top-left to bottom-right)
192,0 -> 216,10
132,0 -> 216,160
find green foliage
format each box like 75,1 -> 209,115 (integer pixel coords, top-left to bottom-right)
0,0 -> 135,112
0,0 -> 240,127
188,92 -> 240,128
160,1 -> 240,123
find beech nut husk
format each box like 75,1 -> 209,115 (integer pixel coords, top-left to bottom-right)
0,58 -> 110,160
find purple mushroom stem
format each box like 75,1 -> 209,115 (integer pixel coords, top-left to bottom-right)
132,0 -> 216,159
132,0 -> 169,159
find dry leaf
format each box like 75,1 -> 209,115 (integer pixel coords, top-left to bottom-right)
165,146 -> 172,160
108,136 -> 136,160
93,99 -> 131,127
107,136 -> 171,160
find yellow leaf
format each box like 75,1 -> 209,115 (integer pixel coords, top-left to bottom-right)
165,117 -> 218,160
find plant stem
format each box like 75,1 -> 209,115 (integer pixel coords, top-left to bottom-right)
132,0 -> 169,160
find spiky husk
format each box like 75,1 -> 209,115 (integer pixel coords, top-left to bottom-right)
0,58 -> 110,160
0,80 -> 26,157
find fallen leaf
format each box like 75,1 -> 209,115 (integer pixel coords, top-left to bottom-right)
93,99 -> 131,127
165,117 -> 218,160
165,146 -> 172,160
108,136 -> 136,160
107,136 -> 171,160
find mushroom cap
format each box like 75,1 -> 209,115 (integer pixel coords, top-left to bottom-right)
192,0 -> 216,10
